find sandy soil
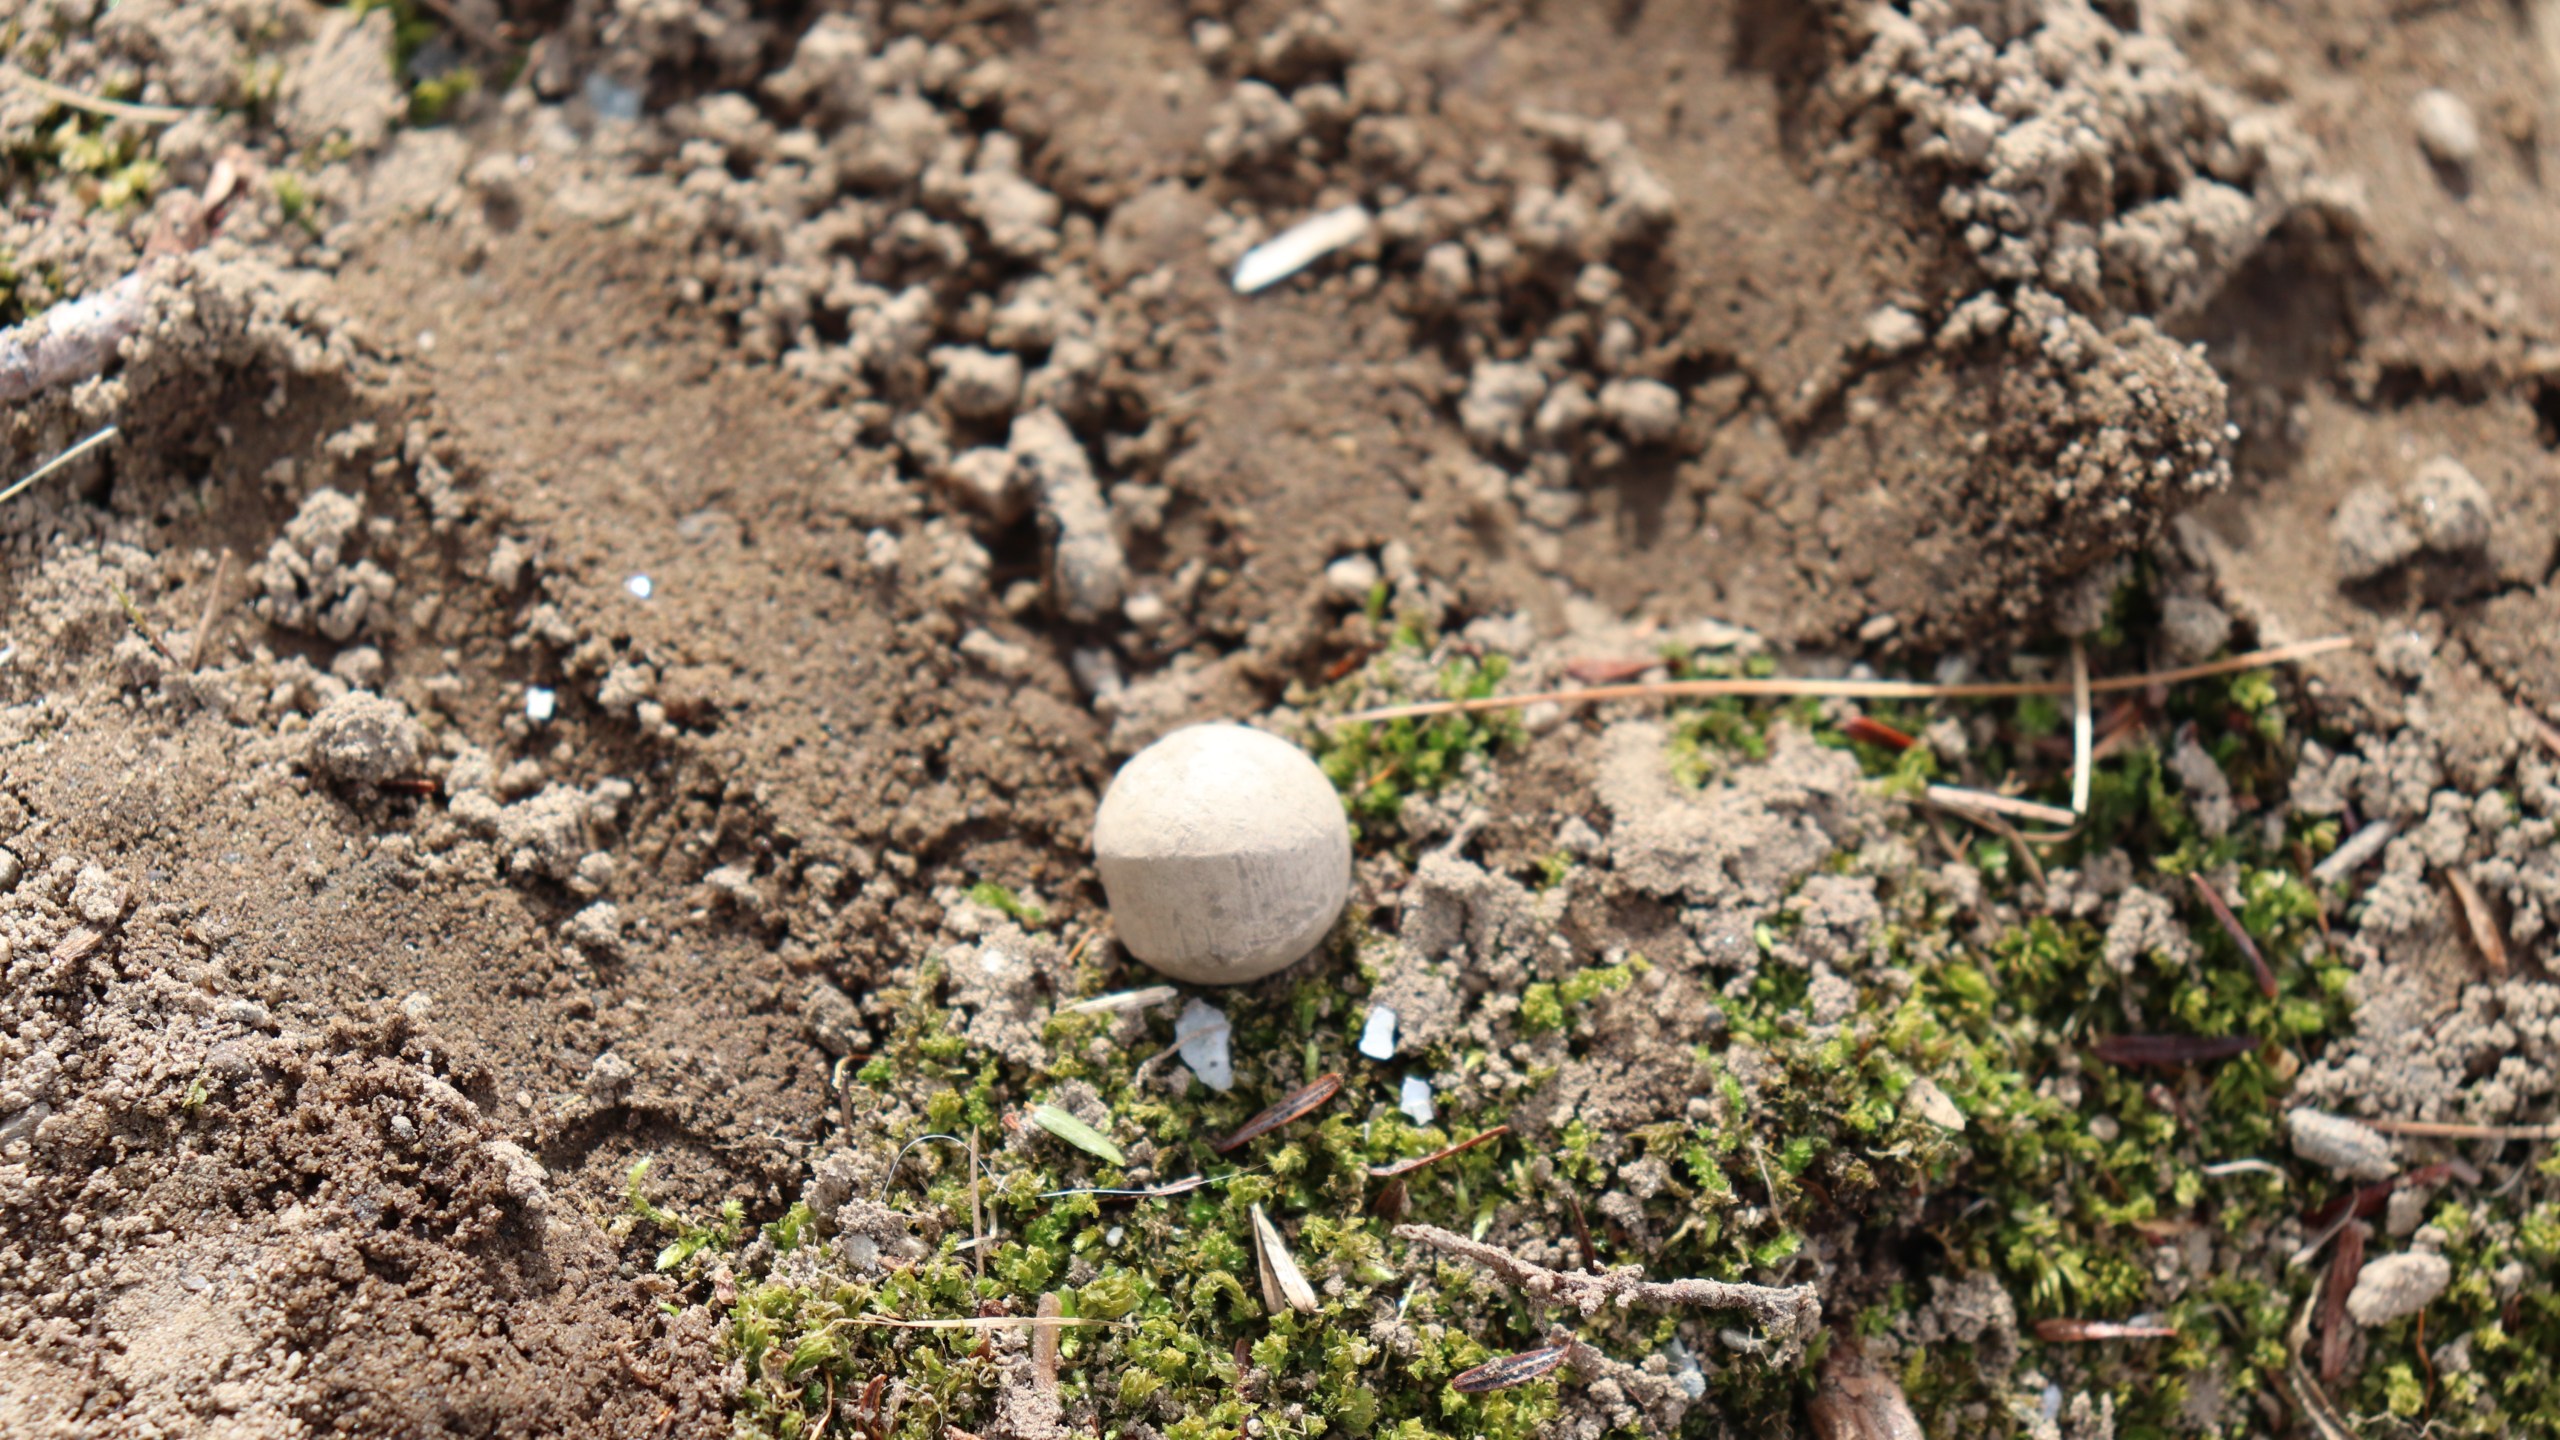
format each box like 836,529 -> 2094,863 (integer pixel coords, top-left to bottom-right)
4,1 -> 2560,1436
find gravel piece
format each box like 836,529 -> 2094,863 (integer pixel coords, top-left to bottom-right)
306,690 -> 423,785
2405,455 -> 2492,553
2331,482 -> 2420,582
2411,89 -> 2480,168
1009,408 -> 1125,624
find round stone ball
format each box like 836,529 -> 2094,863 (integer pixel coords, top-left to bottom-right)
1093,723 -> 1352,985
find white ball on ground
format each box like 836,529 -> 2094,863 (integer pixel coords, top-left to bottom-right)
1093,723 -> 1352,985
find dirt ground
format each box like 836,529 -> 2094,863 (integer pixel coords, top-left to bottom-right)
5,1 -> 2560,1436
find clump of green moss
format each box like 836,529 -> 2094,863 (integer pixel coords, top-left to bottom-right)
1308,643 -> 1520,844
653,601 -> 2556,1438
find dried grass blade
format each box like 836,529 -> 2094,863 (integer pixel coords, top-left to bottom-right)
1926,785 -> 2078,828
1028,1104 -> 1126,1166
1449,1343 -> 1570,1394
2285,1292 -> 2357,1440
2319,1221 -> 2368,1383
1214,1072 -> 1342,1153
1368,1124 -> 1512,1179
0,424 -> 119,507
2445,871 -> 2510,977
2189,873 -> 2277,999
1249,1203 -> 1318,1315
1056,985 -> 1179,1015
2033,1319 -> 2180,1341
2070,639 -> 2093,817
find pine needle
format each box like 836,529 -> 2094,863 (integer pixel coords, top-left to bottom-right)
2362,1117 -> 2560,1141
1329,636 -> 2356,726
0,424 -> 120,507
0,62 -> 193,123
2069,638 -> 2093,817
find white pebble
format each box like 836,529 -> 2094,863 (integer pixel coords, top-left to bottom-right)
2411,88 -> 2480,167
525,686 -> 557,725
1093,724 -> 1353,985
1105,1225 -> 1126,1246
1232,204 -> 1373,295
1177,997 -> 1234,1092
1322,553 -> 1381,606
624,574 -> 653,600
1399,1075 -> 1435,1126
1358,1006 -> 1397,1061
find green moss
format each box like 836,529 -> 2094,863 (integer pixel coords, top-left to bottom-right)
1311,649 -> 1520,844
966,881 -> 1048,929
674,611 -> 2559,1438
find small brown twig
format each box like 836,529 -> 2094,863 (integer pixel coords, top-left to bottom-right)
1393,1222 -> 1820,1346
2189,872 -> 2277,999
1930,790 -> 2049,890
1031,1294 -> 1061,1391
187,549 -> 232,670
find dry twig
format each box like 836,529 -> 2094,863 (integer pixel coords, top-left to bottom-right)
1393,1222 -> 1820,1343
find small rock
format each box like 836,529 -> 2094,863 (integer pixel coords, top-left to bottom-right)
306,690 -> 423,785
564,901 -> 624,955
0,848 -> 19,891
2346,1250 -> 2451,1325
941,448 -> 1026,523
1598,376 -> 1682,446
70,864 -> 130,926
1905,1076 -> 1966,1131
399,991 -> 434,1022
1322,553 -> 1381,605
2159,594 -> 2232,663
480,1139 -> 552,1208
2404,456 -> 2492,553
2286,1107 -> 2397,1181
1458,361 -> 1547,452
586,1050 -> 635,1102
2411,88 -> 2480,168
931,346 -> 1024,421
2331,482 -> 2419,582
1864,305 -> 1927,355
804,981 -> 870,1056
